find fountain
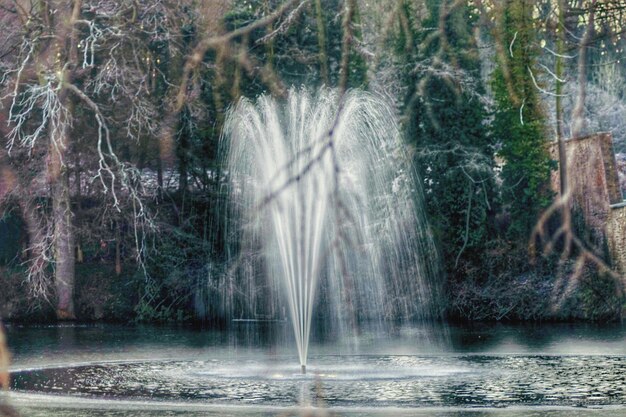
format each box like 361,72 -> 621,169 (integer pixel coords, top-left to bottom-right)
8,89 -> 626,416
222,88 -> 440,372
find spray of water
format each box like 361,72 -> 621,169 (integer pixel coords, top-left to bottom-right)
222,88 -> 440,371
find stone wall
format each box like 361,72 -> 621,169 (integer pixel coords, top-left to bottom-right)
201,0 -> 232,36
550,132 -> 626,276
608,206 -> 626,276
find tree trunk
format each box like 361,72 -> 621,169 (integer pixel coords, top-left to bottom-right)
51,0 -> 81,320
157,156 -> 164,196
115,221 -> 122,276
570,0 -> 596,138
556,0 -> 567,195
177,114 -> 189,193
51,160 -> 76,320
74,150 -> 84,264
314,0 -> 329,85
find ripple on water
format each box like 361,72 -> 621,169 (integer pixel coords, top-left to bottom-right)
11,355 -> 626,408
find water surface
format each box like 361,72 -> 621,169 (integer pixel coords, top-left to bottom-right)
5,322 -> 626,416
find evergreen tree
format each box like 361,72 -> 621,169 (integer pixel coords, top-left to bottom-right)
223,0 -> 367,94
491,0 -> 554,239
396,0 -> 495,269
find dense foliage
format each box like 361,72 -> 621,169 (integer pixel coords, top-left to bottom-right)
396,0 -> 496,272
490,0 -> 554,240
0,0 -> 625,323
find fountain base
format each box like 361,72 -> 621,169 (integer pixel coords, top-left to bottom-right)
301,364 -> 306,374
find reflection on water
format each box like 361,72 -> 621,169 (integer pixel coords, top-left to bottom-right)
446,322 -> 626,355
9,322 -> 626,367
10,355 -> 626,407
6,322 -> 626,416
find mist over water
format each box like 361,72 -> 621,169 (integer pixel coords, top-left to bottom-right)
222,88 -> 441,367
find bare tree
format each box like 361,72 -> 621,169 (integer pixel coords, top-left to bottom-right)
0,0 -> 193,318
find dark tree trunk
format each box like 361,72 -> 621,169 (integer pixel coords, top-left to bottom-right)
115,221 -> 122,276
178,128 -> 189,192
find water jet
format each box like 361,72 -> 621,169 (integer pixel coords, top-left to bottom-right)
222,88 -> 440,370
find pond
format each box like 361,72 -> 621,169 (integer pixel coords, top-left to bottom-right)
4,322 -> 626,416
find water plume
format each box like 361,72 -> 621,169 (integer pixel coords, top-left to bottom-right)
222,88 -> 440,370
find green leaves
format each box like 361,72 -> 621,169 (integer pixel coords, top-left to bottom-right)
395,0 -> 495,269
225,0 -> 367,91
491,0 -> 554,240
